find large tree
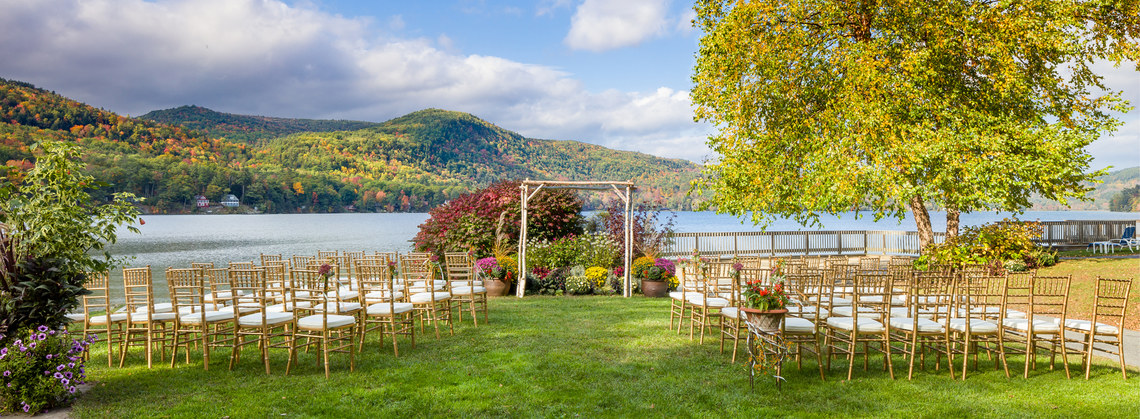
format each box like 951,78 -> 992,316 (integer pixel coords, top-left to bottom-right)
691,0 -> 1138,249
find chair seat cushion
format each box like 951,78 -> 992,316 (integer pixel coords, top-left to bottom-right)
65,313 -> 86,323
327,290 -> 359,301
957,307 -> 1027,319
179,310 -> 234,324
669,291 -> 694,301
129,312 -> 176,322
721,306 -> 746,320
135,302 -> 173,314
364,290 -> 405,301
451,286 -> 487,296
809,296 -> 852,306
784,316 -> 817,334
1002,318 -> 1059,333
945,318 -> 999,334
826,316 -> 884,333
297,314 -> 356,330
265,301 -> 313,313
786,305 -> 829,319
832,306 -> 880,317
686,295 -> 730,307
888,317 -> 944,333
857,295 -> 906,306
88,313 -> 129,325
315,302 -> 362,313
889,307 -> 936,319
366,302 -> 414,315
238,311 -> 294,327
1055,318 -> 1119,335
410,292 -> 452,303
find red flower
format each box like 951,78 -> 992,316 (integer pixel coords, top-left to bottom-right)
759,289 -> 769,296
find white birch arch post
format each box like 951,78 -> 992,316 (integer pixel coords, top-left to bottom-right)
517,180 -> 636,297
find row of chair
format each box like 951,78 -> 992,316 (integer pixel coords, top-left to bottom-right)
71,251 -> 488,378
669,255 -> 1132,381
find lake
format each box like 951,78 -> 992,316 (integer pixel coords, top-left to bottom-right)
105,210 -> 1137,300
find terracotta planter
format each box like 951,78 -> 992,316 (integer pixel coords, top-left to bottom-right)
641,280 -> 668,298
741,307 -> 788,333
485,279 -> 510,297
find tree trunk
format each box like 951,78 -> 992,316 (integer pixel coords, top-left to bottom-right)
909,195 -> 935,252
945,205 -> 960,239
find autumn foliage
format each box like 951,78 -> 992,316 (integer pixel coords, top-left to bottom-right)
413,180 -> 583,258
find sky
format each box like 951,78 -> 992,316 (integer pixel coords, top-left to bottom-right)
0,0 -> 1136,170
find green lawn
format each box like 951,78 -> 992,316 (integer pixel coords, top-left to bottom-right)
71,296 -> 1138,418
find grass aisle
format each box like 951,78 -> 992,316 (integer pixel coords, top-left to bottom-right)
75,296 -> 1138,418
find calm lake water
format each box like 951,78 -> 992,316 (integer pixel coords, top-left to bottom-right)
105,210 -> 1137,301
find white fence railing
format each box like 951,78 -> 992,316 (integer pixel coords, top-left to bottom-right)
663,230 -> 945,258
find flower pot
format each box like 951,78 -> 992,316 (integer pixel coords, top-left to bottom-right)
741,308 -> 787,333
641,280 -> 668,298
485,279 -> 510,297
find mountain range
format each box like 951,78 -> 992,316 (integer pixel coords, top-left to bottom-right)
0,78 -> 701,213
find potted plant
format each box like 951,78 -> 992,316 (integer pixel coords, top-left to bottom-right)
739,262 -> 790,333
476,256 -> 515,297
634,256 -> 674,298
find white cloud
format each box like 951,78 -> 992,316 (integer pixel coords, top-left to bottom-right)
0,0 -> 713,161
564,0 -> 671,52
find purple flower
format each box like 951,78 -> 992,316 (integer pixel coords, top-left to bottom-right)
28,342 -> 36,349
65,372 -> 72,379
23,403 -> 29,412
46,354 -> 53,360
48,329 -> 56,335
56,365 -> 65,371
318,263 -> 333,277
54,372 -> 64,379
61,378 -> 69,385
37,325 -> 49,332
68,362 -> 75,368
37,333 -> 46,340
732,262 -> 744,271
654,258 -> 676,276
68,386 -> 77,394
2,371 -> 9,376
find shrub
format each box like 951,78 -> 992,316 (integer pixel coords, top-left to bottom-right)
916,219 -> 1044,270
1003,259 -> 1029,272
564,266 -> 591,295
631,256 -> 656,278
496,256 -> 518,283
0,326 -> 94,414
537,267 -> 568,296
413,180 -> 583,258
597,200 -> 676,259
527,233 -> 620,270
584,267 -> 609,289
1,140 -> 140,337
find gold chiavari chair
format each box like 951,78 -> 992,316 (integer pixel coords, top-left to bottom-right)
167,267 -> 235,370
824,272 -> 895,380
357,262 -> 415,356
1059,276 -> 1132,379
230,267 -> 295,375
260,253 -> 283,265
688,260 -> 731,344
80,271 -> 126,367
404,255 -> 454,339
949,272 -> 1010,379
445,252 -> 487,326
887,271 -> 953,380
670,258 -> 701,333
288,268 -> 358,378
1005,275 -> 1072,378
120,266 -> 174,368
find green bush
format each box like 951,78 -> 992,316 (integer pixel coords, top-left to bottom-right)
526,233 -> 620,270
1003,259 -> 1029,272
915,219 -> 1044,270
537,267 -> 568,296
0,140 -> 139,337
0,326 -> 93,414
564,266 -> 591,295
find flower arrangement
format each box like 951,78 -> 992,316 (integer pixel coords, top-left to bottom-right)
742,280 -> 790,311
318,263 -> 335,281
633,256 -> 675,282
476,256 -> 516,283
0,327 -> 93,414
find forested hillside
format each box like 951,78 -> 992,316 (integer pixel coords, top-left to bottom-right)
140,105 -> 381,143
1029,166 -> 1140,211
0,78 -> 700,214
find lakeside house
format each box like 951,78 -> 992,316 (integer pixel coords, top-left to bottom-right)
221,194 -> 240,208
195,195 -> 209,208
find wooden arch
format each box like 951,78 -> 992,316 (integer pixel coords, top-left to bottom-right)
517,180 -> 636,297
